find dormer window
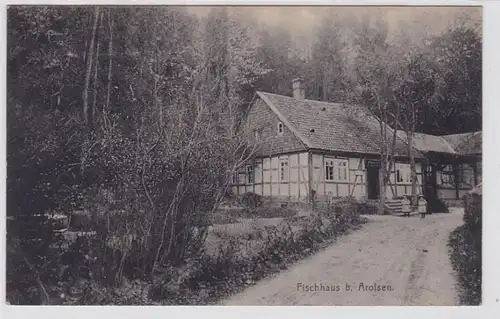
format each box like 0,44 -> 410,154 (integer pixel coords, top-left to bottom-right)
277,122 -> 284,136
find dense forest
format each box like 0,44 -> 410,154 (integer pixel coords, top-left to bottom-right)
6,6 -> 481,304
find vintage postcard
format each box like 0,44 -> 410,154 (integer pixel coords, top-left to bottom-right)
5,4 -> 482,307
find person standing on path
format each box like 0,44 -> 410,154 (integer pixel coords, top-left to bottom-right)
418,195 -> 427,218
402,195 -> 411,217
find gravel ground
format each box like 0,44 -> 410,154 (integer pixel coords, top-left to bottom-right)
222,210 -> 463,306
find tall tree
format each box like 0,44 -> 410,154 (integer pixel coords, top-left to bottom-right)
428,22 -> 482,134
352,13 -> 400,213
309,14 -> 348,102
83,6 -> 99,125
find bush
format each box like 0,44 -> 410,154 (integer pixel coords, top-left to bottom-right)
331,196 -> 359,216
448,225 -> 481,305
324,196 -> 382,215
426,198 -> 449,213
225,207 -> 252,218
238,192 -> 263,209
356,202 -> 380,215
448,188 -> 482,305
463,192 -> 481,231
252,206 -> 297,218
164,209 -> 366,305
211,213 -> 239,225
225,206 -> 297,219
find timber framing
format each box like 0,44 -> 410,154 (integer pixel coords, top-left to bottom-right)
231,89 -> 482,204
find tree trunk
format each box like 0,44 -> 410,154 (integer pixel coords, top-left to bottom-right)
91,12 -> 102,125
472,160 -> 478,186
83,6 -> 100,124
322,71 -> 327,101
105,9 -> 113,115
409,104 -> 418,207
378,162 -> 386,214
407,129 -> 418,207
454,163 -> 461,200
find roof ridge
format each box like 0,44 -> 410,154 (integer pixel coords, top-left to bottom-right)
411,131 -> 457,153
439,136 -> 456,154
394,129 -> 454,155
257,91 -> 346,106
439,131 -> 482,137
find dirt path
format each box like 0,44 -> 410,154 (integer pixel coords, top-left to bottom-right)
222,210 -> 463,306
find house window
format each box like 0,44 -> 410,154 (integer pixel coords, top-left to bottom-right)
279,159 -> 288,182
440,164 -> 455,186
277,122 -> 284,136
337,160 -> 348,181
325,160 -> 334,180
254,130 -> 260,140
457,164 -> 472,187
476,161 -> 482,183
231,172 -> 239,185
324,158 -> 348,181
246,166 -> 254,184
395,163 -> 410,184
396,169 -> 404,183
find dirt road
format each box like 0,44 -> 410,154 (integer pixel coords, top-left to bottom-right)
222,210 -> 463,306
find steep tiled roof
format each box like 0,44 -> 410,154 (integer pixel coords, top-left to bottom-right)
256,91 -> 424,158
441,131 -> 482,155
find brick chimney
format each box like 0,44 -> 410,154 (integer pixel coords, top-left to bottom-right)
292,78 -> 305,100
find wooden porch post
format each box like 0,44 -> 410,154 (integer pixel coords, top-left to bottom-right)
472,160 -> 478,187
453,161 -> 460,200
308,151 -> 313,204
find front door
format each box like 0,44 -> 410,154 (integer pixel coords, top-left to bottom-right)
367,165 -> 380,200
423,164 -> 438,201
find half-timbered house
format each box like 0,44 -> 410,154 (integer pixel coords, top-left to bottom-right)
231,78 -> 481,206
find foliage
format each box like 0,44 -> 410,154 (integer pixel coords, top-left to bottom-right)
6,6 -> 262,304
427,198 -> 450,214
225,205 -> 297,219
252,206 -> 298,218
322,196 -> 385,215
328,196 -> 360,216
356,202 -> 383,215
238,192 -> 263,208
448,190 -> 481,305
463,192 -> 481,230
6,6 -> 481,305
448,224 -> 481,305
211,213 -> 240,225
157,208 -> 366,305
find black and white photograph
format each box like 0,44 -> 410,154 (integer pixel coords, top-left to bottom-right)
5,4 -> 482,307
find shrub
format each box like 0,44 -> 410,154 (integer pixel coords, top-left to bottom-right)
463,192 -> 481,231
448,187 -> 482,305
167,209 -> 366,305
69,210 -> 92,231
325,196 -> 384,216
252,206 -> 297,218
225,206 -> 297,219
211,213 -> 239,225
427,198 -> 449,213
448,225 -> 481,305
225,207 -> 252,218
356,202 -> 380,215
238,192 -> 263,209
331,196 -> 359,216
